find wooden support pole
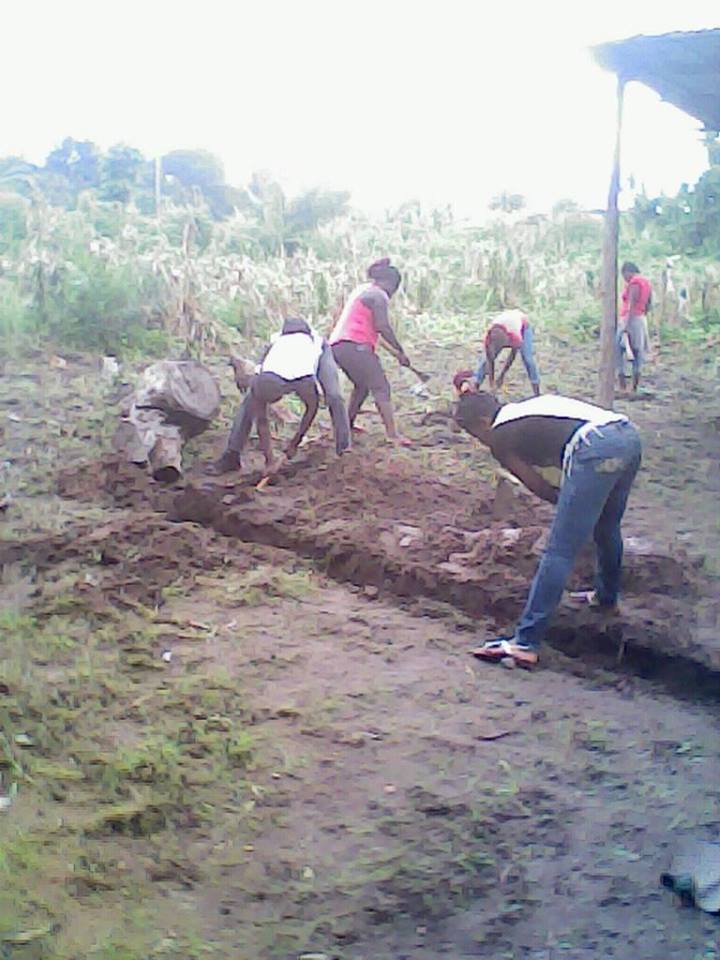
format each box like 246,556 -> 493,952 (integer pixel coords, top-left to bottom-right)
597,79 -> 625,409
154,156 -> 162,218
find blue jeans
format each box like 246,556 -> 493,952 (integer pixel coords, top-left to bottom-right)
514,421 -> 642,650
475,325 -> 540,387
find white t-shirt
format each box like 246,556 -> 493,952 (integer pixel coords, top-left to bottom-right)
494,394 -> 626,429
260,332 -> 324,382
494,395 -> 629,480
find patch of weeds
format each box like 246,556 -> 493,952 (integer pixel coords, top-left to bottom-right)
0,832 -> 62,944
268,781 -> 565,954
230,564 -> 316,606
675,738 -> 706,760
572,719 -> 614,754
85,906 -> 209,960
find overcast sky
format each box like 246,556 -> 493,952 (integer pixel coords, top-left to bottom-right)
3,0 -> 717,218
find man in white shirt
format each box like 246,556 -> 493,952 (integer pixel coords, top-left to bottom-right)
210,317 -> 350,473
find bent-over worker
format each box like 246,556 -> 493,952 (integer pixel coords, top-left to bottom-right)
454,389 -> 642,669
210,317 -> 350,474
475,309 -> 540,395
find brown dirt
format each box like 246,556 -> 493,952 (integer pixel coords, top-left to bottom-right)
54,442 -> 719,693
2,349 -> 720,960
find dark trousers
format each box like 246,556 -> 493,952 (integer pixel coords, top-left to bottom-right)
227,346 -> 351,457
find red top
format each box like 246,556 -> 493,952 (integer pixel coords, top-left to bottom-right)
620,275 -> 652,319
329,283 -> 388,351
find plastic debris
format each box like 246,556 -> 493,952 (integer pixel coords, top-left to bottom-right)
101,356 -> 120,379
661,839 -> 720,913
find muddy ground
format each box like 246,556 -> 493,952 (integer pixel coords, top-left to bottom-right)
1,338 -> 719,959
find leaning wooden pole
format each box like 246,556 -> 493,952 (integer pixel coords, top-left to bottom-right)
597,79 -> 625,409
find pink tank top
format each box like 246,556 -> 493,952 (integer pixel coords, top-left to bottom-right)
329,284 -> 386,350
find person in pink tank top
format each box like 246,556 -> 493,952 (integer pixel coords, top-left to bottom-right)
329,258 -> 413,446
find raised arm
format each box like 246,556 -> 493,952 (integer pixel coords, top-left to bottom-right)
495,348 -> 518,389
362,290 -> 408,362
284,384 -> 320,460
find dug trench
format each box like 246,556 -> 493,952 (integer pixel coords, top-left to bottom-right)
2,439 -> 720,958
54,443 -> 720,701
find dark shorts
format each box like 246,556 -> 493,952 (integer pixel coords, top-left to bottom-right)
331,341 -> 391,402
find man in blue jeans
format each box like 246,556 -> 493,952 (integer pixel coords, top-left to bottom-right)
454,390 -> 642,668
474,309 -> 541,396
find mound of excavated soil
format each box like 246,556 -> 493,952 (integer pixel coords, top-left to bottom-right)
54,444 -> 719,693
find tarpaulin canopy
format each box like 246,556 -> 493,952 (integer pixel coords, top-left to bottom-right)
594,30 -> 720,131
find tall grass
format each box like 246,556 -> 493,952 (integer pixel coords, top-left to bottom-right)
0,192 -> 716,359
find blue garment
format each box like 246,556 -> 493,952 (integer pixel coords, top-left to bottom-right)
475,325 -> 540,387
513,420 -> 642,650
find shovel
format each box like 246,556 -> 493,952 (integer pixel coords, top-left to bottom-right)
380,343 -> 430,383
406,364 -> 431,384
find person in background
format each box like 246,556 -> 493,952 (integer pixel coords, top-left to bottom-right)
474,309 -> 540,396
678,286 -> 690,324
453,387 -> 642,669
210,317 -> 350,474
329,258 -> 413,446
618,261 -> 652,394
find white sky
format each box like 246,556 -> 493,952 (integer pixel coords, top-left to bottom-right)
2,0 -> 718,218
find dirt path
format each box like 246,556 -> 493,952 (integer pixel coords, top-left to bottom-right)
160,571 -> 720,959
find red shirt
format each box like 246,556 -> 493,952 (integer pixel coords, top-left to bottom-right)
621,275 -> 651,319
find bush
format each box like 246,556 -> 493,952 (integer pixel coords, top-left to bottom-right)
40,253 -> 170,356
0,279 -> 35,350
0,193 -> 29,255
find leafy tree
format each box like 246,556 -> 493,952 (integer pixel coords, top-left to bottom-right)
552,198 -> 580,217
45,138 -> 101,197
99,143 -> 146,203
489,192 -> 526,214
287,188 -> 349,234
0,157 -> 39,198
161,149 -> 225,192
160,149 -> 241,219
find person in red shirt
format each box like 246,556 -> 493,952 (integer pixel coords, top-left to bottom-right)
618,262 -> 652,394
329,258 -> 413,446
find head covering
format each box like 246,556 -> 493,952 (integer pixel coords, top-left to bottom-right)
367,257 -> 401,294
281,316 -> 312,336
452,369 -> 475,393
